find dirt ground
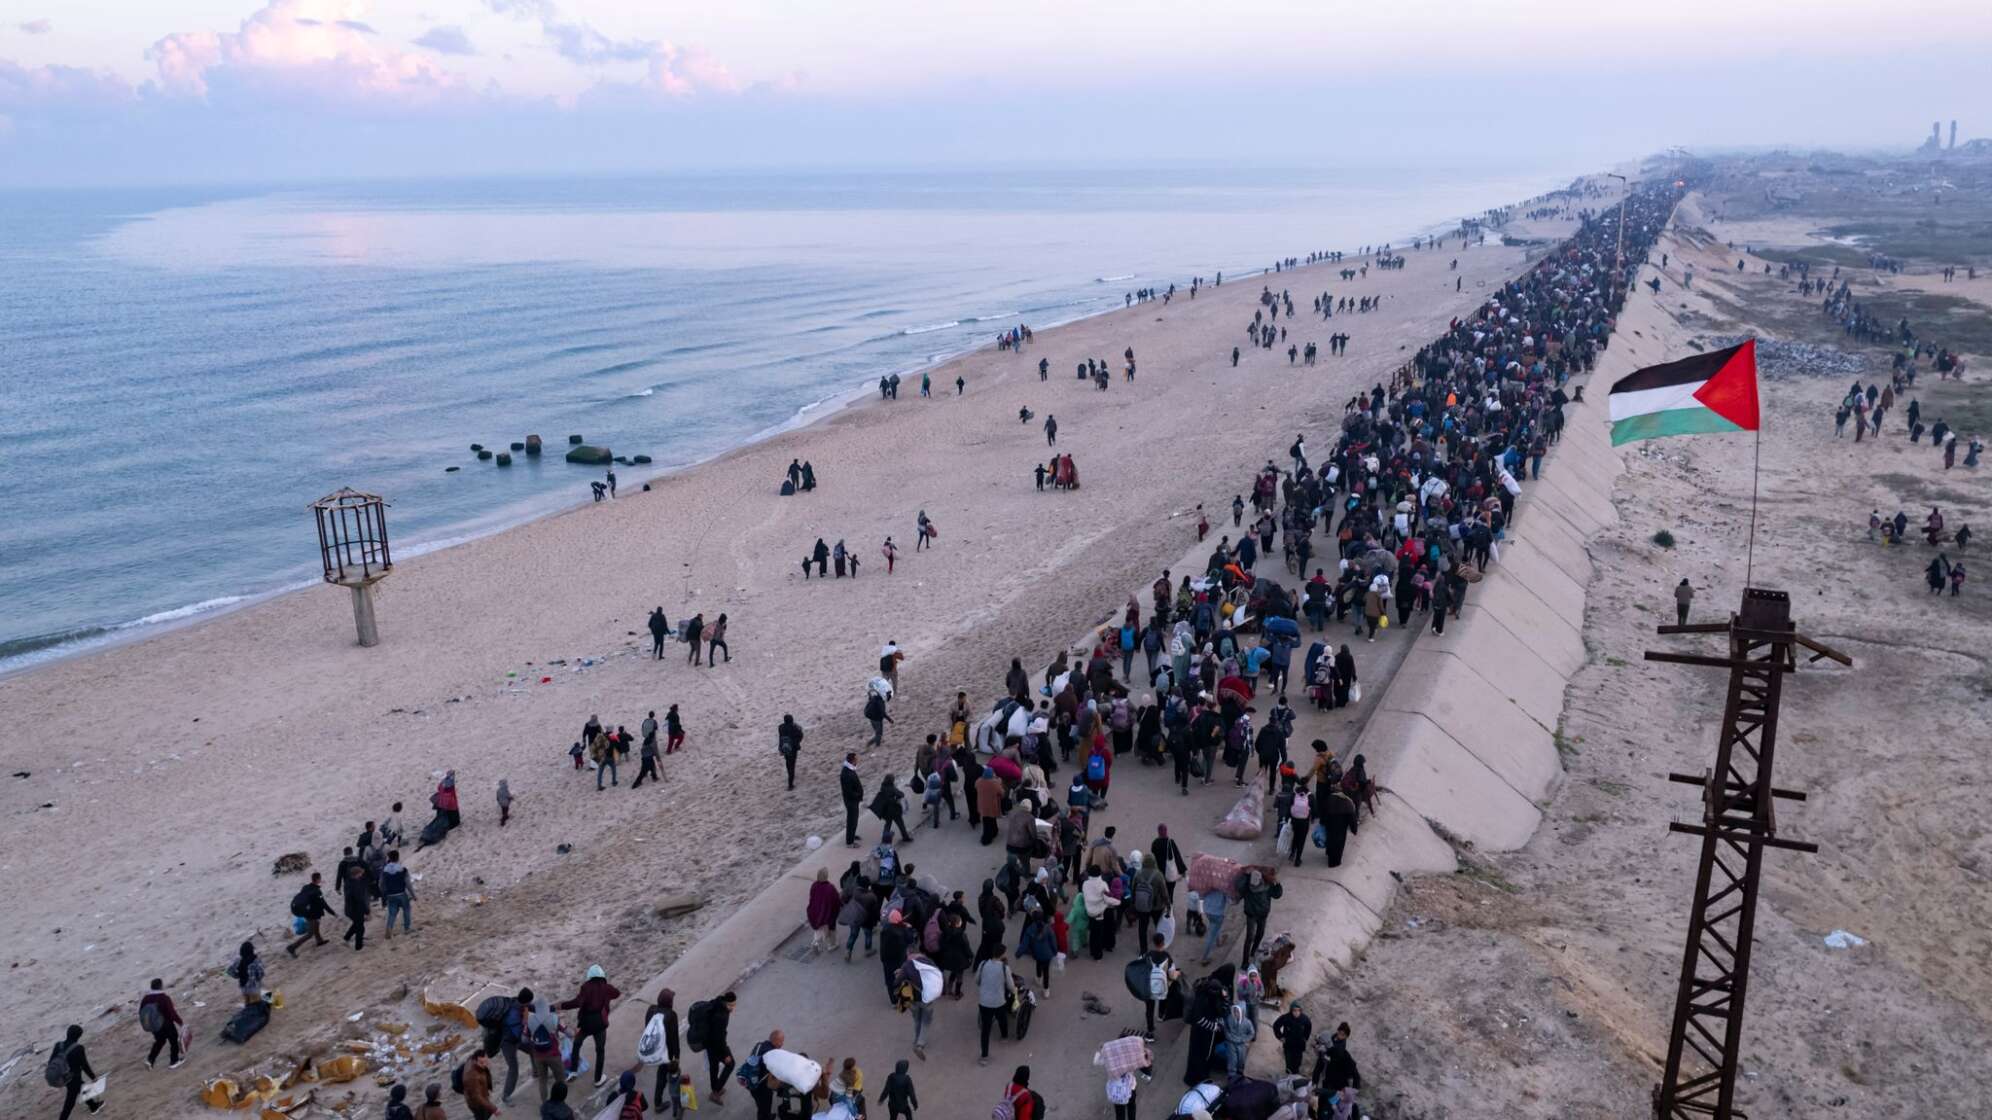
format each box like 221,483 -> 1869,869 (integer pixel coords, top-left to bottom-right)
1318,158 -> 1992,1118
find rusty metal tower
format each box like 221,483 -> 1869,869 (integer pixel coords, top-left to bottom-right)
1647,587 -> 1850,1120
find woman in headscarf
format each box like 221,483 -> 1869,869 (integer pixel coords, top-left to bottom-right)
382,1083 -> 413,1120
976,878 -> 1009,962
807,868 -> 842,953
229,941 -> 265,1005
1331,644 -> 1357,708
558,965 -> 620,1085
1182,964 -> 1236,1086
434,772 -> 461,830
524,996 -> 565,1105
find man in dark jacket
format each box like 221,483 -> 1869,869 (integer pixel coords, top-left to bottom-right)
647,607 -> 670,659
1317,785 -> 1359,869
140,978 -> 185,1069
703,993 -> 736,1106
1271,1001 -> 1313,1075
54,1024 -> 101,1119
1310,1021 -> 1362,1096
778,715 -> 805,790
878,911 -> 916,1005
340,863 -> 373,951
1234,867 -> 1283,967
643,989 -> 681,1114
840,754 -> 864,847
285,873 -> 332,957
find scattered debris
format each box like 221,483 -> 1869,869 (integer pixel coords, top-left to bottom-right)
272,853 -> 311,876
1823,928 -> 1868,949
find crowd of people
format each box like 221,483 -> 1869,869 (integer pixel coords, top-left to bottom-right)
42,177 -> 1683,1120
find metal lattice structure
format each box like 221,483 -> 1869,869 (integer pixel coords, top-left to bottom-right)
311,488 -> 392,646
1647,588 -> 1850,1120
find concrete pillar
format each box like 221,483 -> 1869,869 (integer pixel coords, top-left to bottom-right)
350,583 -> 380,647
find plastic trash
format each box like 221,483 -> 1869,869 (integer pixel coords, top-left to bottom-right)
1823,929 -> 1867,949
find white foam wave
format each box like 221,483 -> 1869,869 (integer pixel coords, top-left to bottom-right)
900,321 -> 959,335
1096,274 -> 1134,283
122,595 -> 249,628
627,387 -> 656,397
964,312 -> 1017,323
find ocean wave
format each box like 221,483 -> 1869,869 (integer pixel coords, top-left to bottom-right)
900,321 -> 959,335
627,387 -> 656,397
964,312 -> 1017,323
1096,274 -> 1134,283
857,308 -> 904,320
585,358 -> 658,377
122,595 -> 249,628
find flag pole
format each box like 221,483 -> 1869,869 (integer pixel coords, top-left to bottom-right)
1745,426 -> 1761,586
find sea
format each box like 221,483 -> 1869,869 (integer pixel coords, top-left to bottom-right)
0,165 -> 1580,674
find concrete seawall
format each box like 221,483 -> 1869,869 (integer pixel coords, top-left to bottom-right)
1267,283 -> 1694,1010
575,264 -> 1688,1101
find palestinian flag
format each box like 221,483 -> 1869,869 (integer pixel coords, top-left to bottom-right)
1608,339 -> 1760,446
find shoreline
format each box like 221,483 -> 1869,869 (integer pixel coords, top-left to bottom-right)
1,187 -> 1564,681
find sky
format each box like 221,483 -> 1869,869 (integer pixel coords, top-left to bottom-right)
2,0 -> 1989,186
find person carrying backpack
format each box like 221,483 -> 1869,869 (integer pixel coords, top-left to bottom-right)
523,996 -> 566,1105
994,1066 -> 1038,1120
476,988 -> 531,1104
864,690 -> 894,748
601,1070 -> 648,1120
285,873 -> 333,957
460,1051 -> 497,1119
49,1025 -> 102,1120
685,992 -> 737,1107
139,977 -> 185,1069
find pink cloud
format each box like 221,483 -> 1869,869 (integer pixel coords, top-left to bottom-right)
147,0 -> 462,103
0,59 -> 134,108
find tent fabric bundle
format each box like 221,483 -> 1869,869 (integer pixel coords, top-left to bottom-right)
1608,338 -> 1760,446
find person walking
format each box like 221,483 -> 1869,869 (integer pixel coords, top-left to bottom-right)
899,952 -> 942,1060
1235,868 -> 1282,967
1272,1000 -> 1313,1075
883,537 -> 899,574
648,607 -> 670,659
665,704 -> 686,754
413,1084 -> 448,1120
340,862 -> 373,951
806,868 -> 841,953
638,989 -> 682,1118
683,613 -> 705,666
777,715 -> 805,790
139,978 -> 184,1070
286,872 -> 333,957
878,1059 -> 919,1119
462,1051 -> 498,1120
1137,933 -> 1179,1038
840,753 -> 865,846
559,965 -> 620,1086
523,996 -> 565,1106
379,851 -> 415,939
592,726 -> 619,790
706,613 -> 730,666
50,1025 -> 102,1120
871,774 -> 915,845
1674,578 -> 1694,626
1044,415 -> 1058,446
693,993 -> 737,1108
864,690 -> 893,748
634,727 -> 663,789
975,947 -> 1016,1066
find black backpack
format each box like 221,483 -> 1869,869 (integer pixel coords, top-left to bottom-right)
684,1001 -> 711,1053
474,995 -> 514,1031
290,888 -> 314,918
43,1042 -> 71,1088
450,1062 -> 467,1095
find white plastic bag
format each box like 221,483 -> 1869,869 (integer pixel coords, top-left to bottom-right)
1349,681 -> 1362,703
1157,913 -> 1176,950
1052,952 -> 1067,974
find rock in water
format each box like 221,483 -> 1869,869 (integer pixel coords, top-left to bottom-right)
477,449 -> 494,461
525,435 -> 543,456
632,454 -> 653,465
565,445 -> 613,465
509,441 -> 525,452
568,434 -> 584,445
495,453 -> 512,466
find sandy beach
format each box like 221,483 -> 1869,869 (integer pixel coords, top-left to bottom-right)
0,187 -> 1563,1113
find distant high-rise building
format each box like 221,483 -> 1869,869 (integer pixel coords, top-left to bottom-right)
1950,120 -> 1958,150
